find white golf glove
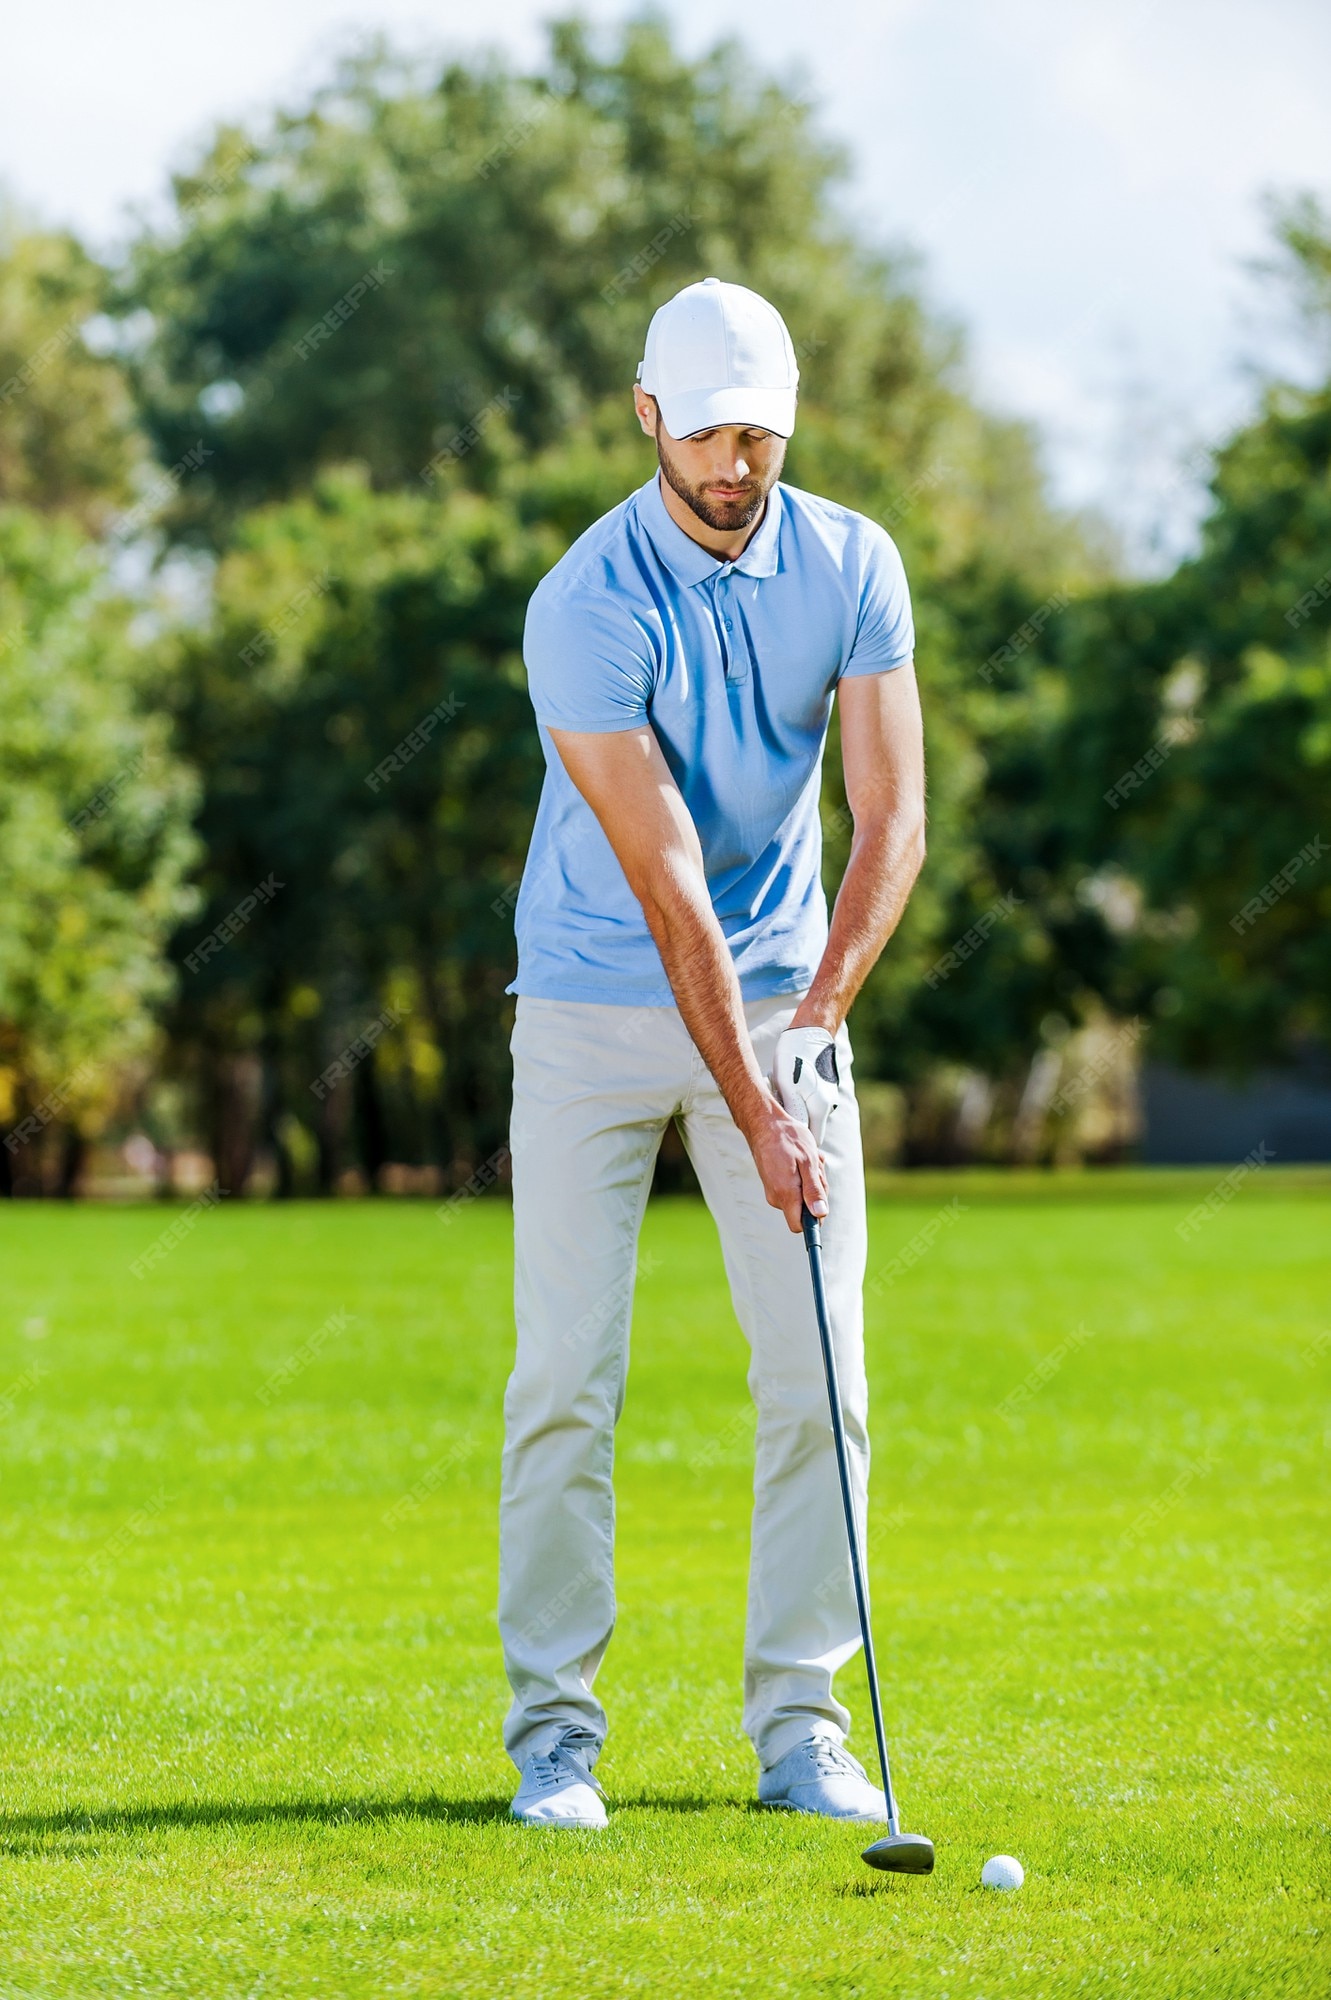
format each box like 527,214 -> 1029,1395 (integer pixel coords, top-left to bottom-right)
772,1026 -> 840,1148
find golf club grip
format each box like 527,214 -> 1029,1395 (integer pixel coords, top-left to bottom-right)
800,1204 -> 900,1834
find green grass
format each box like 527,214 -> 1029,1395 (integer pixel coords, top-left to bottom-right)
1,1176 -> 1327,1997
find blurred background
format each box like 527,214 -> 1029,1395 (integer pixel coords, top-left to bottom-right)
2,0 -> 1330,1198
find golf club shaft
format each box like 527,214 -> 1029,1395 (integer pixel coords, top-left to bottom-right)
801,1205 -> 900,1837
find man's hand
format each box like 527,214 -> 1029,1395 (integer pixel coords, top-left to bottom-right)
738,1091 -> 828,1232
772,1026 -> 840,1146
547,723 -> 826,1233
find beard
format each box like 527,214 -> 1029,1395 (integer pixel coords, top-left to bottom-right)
655,427 -> 783,533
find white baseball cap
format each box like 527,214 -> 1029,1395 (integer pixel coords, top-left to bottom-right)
638,277 -> 799,440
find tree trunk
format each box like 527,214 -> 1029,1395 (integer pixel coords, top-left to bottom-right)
261,1034 -> 295,1199
354,1048 -> 389,1193
417,953 -> 458,1173
207,1049 -> 262,1197
57,1126 -> 86,1198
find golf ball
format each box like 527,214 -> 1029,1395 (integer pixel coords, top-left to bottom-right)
981,1854 -> 1024,1891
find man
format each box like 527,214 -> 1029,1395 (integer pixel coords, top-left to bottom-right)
501,276 -> 926,1829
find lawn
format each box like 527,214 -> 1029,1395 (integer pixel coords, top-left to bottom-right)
1,1176 -> 1327,1997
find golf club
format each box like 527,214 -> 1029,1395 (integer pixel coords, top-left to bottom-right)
801,1203 -> 935,1875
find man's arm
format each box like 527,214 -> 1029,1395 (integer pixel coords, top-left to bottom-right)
547,724 -> 827,1231
791,662 -> 926,1036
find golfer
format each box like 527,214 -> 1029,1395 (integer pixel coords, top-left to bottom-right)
501,277 -> 926,1828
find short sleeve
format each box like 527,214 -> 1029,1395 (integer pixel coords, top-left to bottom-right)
841,521 -> 914,678
523,575 -> 656,733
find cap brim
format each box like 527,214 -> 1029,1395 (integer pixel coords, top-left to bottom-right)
656,386 -> 797,440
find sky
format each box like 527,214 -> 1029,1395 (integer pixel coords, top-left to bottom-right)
3,0 -> 1329,568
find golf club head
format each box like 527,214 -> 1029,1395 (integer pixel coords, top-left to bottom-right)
861,1832 -> 935,1875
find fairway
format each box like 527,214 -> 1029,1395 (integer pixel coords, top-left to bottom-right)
1,1180 -> 1327,1997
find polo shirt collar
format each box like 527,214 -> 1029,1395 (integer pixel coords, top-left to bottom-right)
637,472 -> 783,586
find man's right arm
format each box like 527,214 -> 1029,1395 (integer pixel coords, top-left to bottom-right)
547,723 -> 827,1231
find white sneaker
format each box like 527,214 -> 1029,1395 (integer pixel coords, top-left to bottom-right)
758,1738 -> 889,1822
511,1731 -> 608,1829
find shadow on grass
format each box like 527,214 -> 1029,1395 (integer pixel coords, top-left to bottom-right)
0,1790 -> 752,1851
1,1793 -> 510,1848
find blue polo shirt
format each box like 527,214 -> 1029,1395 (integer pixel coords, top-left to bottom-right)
510,472 -> 914,1005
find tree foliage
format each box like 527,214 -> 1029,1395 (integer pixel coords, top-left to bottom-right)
1022,198 -> 1331,1076
5,21 -> 1326,1192
0,216 -> 142,533
0,508 -> 199,1189
114,18 -> 1089,1183
160,466 -> 556,1191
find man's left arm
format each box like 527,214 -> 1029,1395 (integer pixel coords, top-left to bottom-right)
791,661 -> 926,1038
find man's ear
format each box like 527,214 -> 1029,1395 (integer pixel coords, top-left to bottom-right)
632,386 -> 659,439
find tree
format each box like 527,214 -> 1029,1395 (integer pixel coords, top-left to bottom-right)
115,18 -> 1100,1181
161,466 -> 556,1192
0,215 -> 141,532
0,508 -> 199,1192
1031,198 -> 1331,1078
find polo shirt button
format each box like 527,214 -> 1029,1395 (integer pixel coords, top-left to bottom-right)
724,618 -> 733,630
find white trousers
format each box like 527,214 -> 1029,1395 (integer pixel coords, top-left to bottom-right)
499,992 -> 870,1772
